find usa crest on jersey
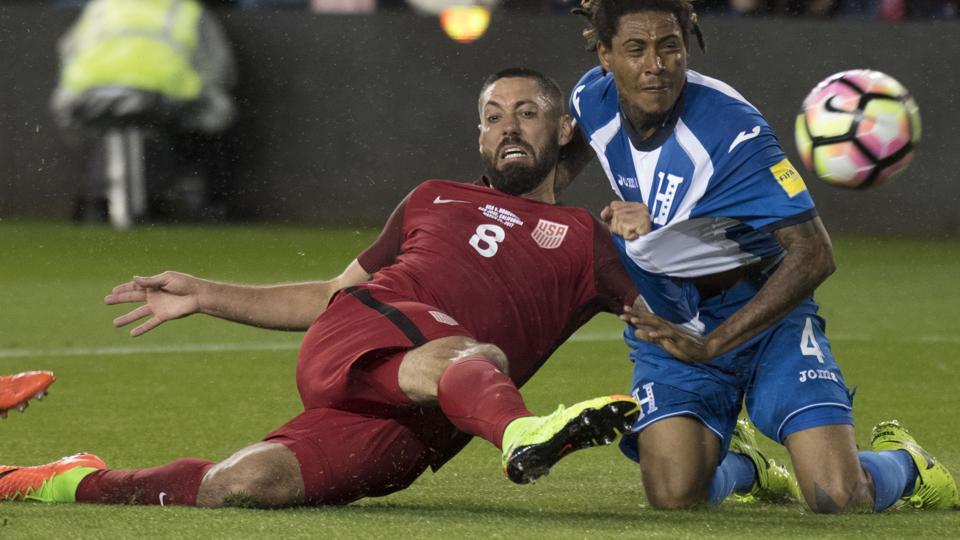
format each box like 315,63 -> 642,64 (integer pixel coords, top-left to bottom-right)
530,219 -> 569,249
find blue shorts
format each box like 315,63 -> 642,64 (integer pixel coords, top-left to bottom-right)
620,282 -> 854,462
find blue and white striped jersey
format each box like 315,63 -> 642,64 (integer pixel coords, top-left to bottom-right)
571,67 -> 816,330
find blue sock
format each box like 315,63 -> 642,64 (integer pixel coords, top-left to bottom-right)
859,450 -> 918,512
708,452 -> 757,506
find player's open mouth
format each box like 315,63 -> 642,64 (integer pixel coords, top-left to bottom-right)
500,146 -> 530,161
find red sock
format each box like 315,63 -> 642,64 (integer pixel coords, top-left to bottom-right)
437,357 -> 532,448
76,458 -> 213,506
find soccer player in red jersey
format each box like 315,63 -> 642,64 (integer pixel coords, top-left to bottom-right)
0,68 -> 650,508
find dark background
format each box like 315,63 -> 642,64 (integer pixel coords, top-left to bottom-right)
1,5 -> 958,235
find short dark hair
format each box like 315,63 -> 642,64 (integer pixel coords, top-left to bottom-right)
575,0 -> 705,53
478,68 -> 565,118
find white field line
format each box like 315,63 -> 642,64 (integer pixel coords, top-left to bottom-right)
0,332 -> 957,360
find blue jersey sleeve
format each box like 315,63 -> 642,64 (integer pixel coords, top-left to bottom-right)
684,90 -> 817,231
694,139 -> 816,231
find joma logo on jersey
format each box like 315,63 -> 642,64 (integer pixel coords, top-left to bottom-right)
478,204 -> 524,228
652,172 -> 684,226
531,219 -> 569,249
616,174 -> 639,189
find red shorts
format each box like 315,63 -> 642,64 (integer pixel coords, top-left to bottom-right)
264,285 -> 474,505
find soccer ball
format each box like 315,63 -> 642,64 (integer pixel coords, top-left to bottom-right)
794,69 -> 921,189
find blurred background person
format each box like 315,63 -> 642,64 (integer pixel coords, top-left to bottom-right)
51,0 -> 237,228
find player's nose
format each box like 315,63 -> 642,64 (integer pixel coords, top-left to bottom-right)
500,115 -> 520,135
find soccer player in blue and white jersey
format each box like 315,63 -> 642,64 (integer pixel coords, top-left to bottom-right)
562,0 -> 959,513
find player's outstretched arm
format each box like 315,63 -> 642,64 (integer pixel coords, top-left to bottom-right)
105,260 -> 369,336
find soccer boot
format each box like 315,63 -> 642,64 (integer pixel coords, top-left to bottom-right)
729,418 -> 802,503
0,453 -> 106,502
0,371 -> 55,418
501,395 -> 639,484
871,420 -> 960,509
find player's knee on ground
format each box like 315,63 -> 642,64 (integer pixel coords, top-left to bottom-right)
197,442 -> 304,508
636,419 -> 720,509
399,336 -> 508,405
642,466 -> 713,510
796,474 -> 873,514
786,425 -> 873,513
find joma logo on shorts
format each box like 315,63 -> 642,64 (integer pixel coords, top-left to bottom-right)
798,369 -> 839,383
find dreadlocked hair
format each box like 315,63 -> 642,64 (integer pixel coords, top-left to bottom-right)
573,0 -> 706,53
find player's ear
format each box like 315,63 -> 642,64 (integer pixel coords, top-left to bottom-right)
557,114 -> 574,147
597,41 -> 612,72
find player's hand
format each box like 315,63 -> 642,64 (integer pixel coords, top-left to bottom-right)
620,305 -> 712,363
104,271 -> 204,337
601,201 -> 651,241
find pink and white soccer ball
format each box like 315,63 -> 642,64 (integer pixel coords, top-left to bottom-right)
795,69 -> 921,189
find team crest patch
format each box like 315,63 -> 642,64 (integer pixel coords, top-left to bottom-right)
429,310 -> 459,326
531,219 -> 569,249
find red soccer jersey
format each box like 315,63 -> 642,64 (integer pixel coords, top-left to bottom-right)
357,180 -> 637,386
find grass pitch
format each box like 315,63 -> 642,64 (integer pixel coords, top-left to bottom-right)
1,221 -> 958,538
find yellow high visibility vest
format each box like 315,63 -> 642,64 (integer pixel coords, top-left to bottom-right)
62,0 -> 203,100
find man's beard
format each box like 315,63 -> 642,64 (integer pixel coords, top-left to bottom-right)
482,138 -> 560,196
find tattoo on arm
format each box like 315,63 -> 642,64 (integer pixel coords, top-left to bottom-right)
705,218 -> 835,357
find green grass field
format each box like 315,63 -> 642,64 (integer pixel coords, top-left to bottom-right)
1,221 -> 958,538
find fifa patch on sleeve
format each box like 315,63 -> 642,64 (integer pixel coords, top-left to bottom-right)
771,159 -> 807,197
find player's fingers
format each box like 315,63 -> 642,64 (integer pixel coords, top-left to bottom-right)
130,317 -> 164,337
657,339 -> 686,360
600,206 -> 613,223
109,281 -> 141,295
113,305 -> 153,327
104,289 -> 147,305
632,327 -> 652,342
133,274 -> 168,289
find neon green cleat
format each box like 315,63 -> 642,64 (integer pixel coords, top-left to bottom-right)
729,418 -> 801,504
871,420 -> 960,509
501,395 -> 639,484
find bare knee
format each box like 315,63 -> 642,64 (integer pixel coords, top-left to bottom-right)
636,418 -> 720,510
786,425 -> 874,513
796,471 -> 873,514
197,442 -> 304,508
643,469 -> 712,510
399,337 -> 508,405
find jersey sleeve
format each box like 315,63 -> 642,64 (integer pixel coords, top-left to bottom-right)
357,192 -> 411,274
692,101 -> 817,231
591,218 -> 639,313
